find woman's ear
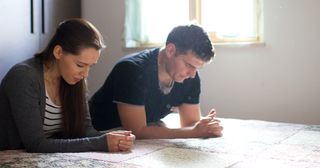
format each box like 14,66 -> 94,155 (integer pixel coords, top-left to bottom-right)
53,45 -> 63,59
165,43 -> 176,58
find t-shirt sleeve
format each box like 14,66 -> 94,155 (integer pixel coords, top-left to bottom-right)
112,61 -> 147,105
182,72 -> 201,104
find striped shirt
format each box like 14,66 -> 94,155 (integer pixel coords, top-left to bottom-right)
43,90 -> 62,137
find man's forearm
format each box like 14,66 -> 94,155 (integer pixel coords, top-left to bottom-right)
135,125 -> 199,139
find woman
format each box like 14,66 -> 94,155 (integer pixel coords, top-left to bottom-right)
0,18 -> 135,153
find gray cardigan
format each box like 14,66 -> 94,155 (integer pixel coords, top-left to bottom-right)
0,57 -> 108,152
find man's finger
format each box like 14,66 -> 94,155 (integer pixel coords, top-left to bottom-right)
200,117 -> 212,124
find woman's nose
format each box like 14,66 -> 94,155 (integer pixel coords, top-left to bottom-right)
81,67 -> 90,78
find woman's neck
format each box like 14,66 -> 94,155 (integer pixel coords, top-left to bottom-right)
44,63 -> 60,84
43,63 -> 62,105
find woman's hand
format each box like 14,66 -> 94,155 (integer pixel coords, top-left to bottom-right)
106,130 -> 135,152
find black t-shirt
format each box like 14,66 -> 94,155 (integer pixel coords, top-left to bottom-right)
89,48 -> 201,131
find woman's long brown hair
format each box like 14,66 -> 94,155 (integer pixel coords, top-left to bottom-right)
35,18 -> 105,138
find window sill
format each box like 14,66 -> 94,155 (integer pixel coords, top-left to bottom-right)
213,41 -> 266,48
122,41 -> 265,52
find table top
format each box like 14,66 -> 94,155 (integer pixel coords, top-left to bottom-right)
1,118 -> 319,168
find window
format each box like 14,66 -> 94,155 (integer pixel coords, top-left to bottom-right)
124,0 -> 263,48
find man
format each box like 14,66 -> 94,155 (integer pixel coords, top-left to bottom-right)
89,24 -> 223,139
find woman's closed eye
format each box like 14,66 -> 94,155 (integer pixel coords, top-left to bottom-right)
76,63 -> 85,68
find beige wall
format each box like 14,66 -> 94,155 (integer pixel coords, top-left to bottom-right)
82,0 -> 320,124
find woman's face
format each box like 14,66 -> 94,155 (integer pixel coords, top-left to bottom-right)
54,46 -> 101,85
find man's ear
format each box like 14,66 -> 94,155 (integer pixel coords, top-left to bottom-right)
53,45 -> 63,59
165,43 -> 176,58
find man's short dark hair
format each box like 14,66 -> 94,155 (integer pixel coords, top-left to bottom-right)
166,24 -> 215,62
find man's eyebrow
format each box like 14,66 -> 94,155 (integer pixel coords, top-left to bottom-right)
189,63 -> 197,69
185,60 -> 197,68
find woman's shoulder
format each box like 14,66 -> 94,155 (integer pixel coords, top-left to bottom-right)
3,57 -> 43,84
10,57 -> 41,73
11,57 -> 40,70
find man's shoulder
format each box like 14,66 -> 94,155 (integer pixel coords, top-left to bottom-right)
118,48 -> 159,64
115,48 -> 159,72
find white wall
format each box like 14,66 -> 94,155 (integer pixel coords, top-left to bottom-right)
82,0 -> 320,125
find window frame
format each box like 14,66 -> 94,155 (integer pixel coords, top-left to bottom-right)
124,0 -> 264,48
190,0 -> 263,44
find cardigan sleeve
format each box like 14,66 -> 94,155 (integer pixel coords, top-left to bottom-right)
4,65 -> 108,153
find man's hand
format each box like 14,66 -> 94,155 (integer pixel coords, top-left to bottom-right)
206,108 -> 217,119
192,108 -> 223,138
106,131 -> 135,152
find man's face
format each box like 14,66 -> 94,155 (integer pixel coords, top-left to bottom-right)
167,50 -> 205,83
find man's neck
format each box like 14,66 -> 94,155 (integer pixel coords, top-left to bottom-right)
157,50 -> 173,87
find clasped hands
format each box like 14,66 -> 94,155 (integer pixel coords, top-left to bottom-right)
106,130 -> 135,152
193,108 -> 223,138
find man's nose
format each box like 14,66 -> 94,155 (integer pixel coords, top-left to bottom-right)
188,68 -> 197,78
